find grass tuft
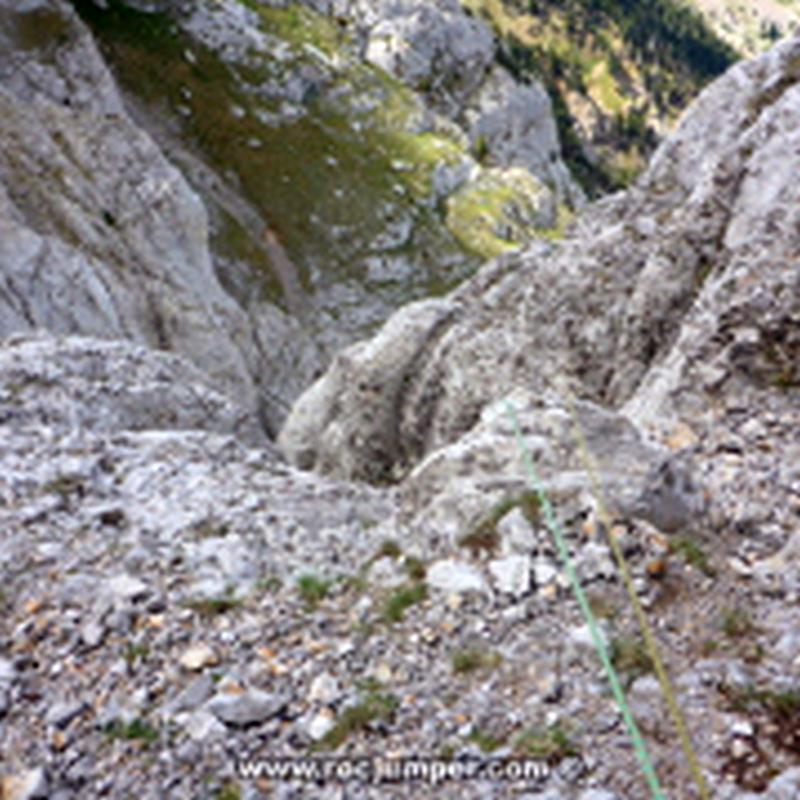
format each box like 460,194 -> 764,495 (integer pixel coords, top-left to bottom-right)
296,574 -> 333,609
513,723 -> 578,763
459,490 -> 541,557
123,642 -> 149,666
215,783 -> 241,800
382,582 -> 427,623
403,556 -> 427,581
467,726 -> 505,753
185,594 -> 242,617
721,606 -> 757,640
315,691 -> 399,750
451,648 -> 503,674
375,539 -> 403,560
105,717 -> 159,746
669,535 -> 716,577
610,635 -> 653,685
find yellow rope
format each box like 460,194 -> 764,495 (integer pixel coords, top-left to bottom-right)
564,390 -> 711,800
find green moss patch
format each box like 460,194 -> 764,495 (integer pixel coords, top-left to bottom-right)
445,167 -> 556,259
314,690 -> 400,750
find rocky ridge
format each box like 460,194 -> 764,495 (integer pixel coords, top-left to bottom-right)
0,2 -> 799,800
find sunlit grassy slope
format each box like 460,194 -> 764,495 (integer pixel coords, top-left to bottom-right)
689,0 -> 799,57
72,0 -> 483,320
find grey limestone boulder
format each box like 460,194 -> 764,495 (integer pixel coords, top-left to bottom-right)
0,332 -> 266,446
397,388 -> 704,550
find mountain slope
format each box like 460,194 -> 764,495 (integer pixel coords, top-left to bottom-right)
64,0 -> 584,429
464,0 -> 740,193
2,1 -> 800,797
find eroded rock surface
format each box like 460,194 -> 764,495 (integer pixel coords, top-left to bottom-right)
0,0 -> 263,421
0,333 -> 267,445
398,388 -> 705,552
280,35 -> 800,529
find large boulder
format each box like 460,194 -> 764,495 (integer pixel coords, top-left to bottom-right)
398,388 -> 705,550
0,332 -> 267,446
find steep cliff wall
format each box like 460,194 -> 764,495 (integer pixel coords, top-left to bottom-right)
0,0 -> 266,423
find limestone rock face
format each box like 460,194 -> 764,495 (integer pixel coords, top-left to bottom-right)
0,0 -> 123,114
2,12 -> 800,799
0,0 -> 261,422
688,0 -> 800,58
360,0 -> 494,114
0,0 -> 584,440
397,388 -> 704,551
622,36 -> 800,424
278,296 -> 455,480
463,65 -> 584,208
620,37 -> 800,540
280,33 -> 800,550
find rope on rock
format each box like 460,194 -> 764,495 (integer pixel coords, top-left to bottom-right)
562,390 -> 710,800
505,399 -> 668,800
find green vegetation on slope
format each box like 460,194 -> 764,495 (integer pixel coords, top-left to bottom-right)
4,4 -> 73,53
72,0 -> 480,319
465,0 -> 738,195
